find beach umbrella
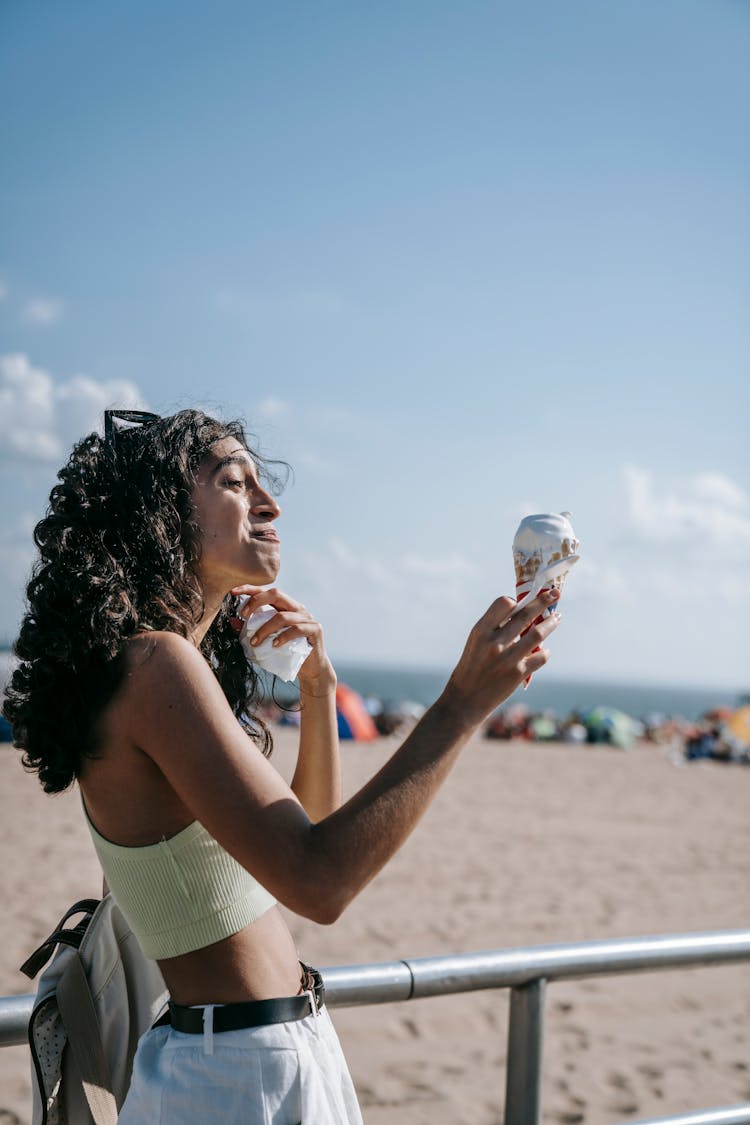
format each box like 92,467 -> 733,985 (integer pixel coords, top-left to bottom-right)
583,706 -> 640,749
530,715 -> 557,741
336,684 -> 379,741
725,706 -> 750,750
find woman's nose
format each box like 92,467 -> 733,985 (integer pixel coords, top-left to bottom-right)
251,485 -> 281,520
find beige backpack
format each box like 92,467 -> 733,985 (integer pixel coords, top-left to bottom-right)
21,895 -> 168,1125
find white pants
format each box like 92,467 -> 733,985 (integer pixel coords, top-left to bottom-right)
118,1006 -> 363,1124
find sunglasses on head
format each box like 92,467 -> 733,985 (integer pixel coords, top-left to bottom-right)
104,410 -> 161,445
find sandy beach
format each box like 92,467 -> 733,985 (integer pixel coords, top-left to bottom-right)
1,726 -> 749,1123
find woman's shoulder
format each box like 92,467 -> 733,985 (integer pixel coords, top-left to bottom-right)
110,631 -> 236,760
119,631 -> 217,704
123,629 -> 203,669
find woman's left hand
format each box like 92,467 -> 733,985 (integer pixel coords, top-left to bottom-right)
231,586 -> 336,696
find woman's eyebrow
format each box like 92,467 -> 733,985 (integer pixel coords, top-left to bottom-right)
210,453 -> 256,475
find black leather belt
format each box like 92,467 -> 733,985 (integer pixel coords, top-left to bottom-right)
154,964 -> 325,1034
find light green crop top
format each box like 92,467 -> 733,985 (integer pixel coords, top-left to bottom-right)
82,804 -> 277,960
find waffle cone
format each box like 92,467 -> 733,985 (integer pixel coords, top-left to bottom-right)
513,554 -> 570,601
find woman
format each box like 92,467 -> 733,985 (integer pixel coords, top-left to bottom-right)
4,408 -> 560,1122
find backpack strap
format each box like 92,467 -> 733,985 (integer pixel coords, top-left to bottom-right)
20,899 -> 101,979
56,951 -> 118,1125
57,899 -> 102,929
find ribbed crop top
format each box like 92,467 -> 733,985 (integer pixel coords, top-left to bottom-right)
82,804 -> 277,960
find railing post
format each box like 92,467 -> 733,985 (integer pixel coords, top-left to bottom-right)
504,977 -> 546,1125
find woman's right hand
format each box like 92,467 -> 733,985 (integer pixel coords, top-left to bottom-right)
441,589 -> 561,728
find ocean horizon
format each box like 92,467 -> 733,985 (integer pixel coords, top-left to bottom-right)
328,663 -> 746,722
1,648 -> 744,723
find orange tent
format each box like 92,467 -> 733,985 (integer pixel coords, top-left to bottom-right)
336,684 -> 378,741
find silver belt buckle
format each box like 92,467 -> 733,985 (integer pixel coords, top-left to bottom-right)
301,965 -> 321,1017
303,986 -> 320,1017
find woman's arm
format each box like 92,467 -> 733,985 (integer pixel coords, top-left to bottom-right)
292,684 -> 341,821
124,589 -> 560,925
233,586 -> 342,821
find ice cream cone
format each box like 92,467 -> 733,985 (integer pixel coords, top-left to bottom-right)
511,511 -> 580,685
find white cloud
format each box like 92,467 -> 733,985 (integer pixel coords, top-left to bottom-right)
309,405 -> 362,429
290,536 -> 482,666
295,449 -> 337,474
0,353 -> 146,464
401,552 -> 479,578
23,297 -> 65,325
689,472 -> 747,510
304,537 -> 480,598
328,537 -> 358,569
624,465 -> 750,550
0,513 -> 36,575
326,538 -> 479,585
0,514 -> 38,640
247,398 -> 360,476
566,557 -> 632,604
325,537 -> 397,589
255,397 -> 290,420
251,398 -> 362,434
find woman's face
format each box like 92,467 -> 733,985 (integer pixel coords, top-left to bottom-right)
191,437 -> 281,592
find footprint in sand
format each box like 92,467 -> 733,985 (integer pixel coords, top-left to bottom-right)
0,1112 -> 23,1125
399,1016 -> 421,1040
364,924 -> 393,945
636,1062 -> 665,1099
554,1078 -> 586,1114
354,1083 -> 377,1107
561,1024 -> 590,1051
610,1101 -> 640,1117
401,1077 -> 438,1101
480,1006 -> 504,1032
607,1069 -> 640,1117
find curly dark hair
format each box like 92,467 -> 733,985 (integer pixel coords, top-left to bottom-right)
3,409 -> 287,794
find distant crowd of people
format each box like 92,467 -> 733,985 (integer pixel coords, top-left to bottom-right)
2,690 -> 747,764
483,705 -> 641,747
481,702 -> 749,763
681,714 -> 749,764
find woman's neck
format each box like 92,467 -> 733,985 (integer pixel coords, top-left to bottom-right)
190,586 -> 226,647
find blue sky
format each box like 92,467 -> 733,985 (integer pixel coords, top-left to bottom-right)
1,0 -> 748,689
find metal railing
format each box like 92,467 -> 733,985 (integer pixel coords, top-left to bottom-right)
2,929 -> 750,1124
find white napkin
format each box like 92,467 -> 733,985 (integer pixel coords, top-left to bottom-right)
237,602 -> 312,682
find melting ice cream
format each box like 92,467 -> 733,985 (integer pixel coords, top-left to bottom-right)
510,512 -> 580,687
512,511 -> 580,604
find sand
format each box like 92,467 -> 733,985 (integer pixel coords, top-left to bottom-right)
1,727 -> 749,1124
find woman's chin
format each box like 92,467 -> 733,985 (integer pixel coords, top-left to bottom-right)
240,562 -> 280,588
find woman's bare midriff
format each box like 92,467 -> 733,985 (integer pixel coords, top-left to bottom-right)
79,696 -> 306,1008
156,906 -> 304,1006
